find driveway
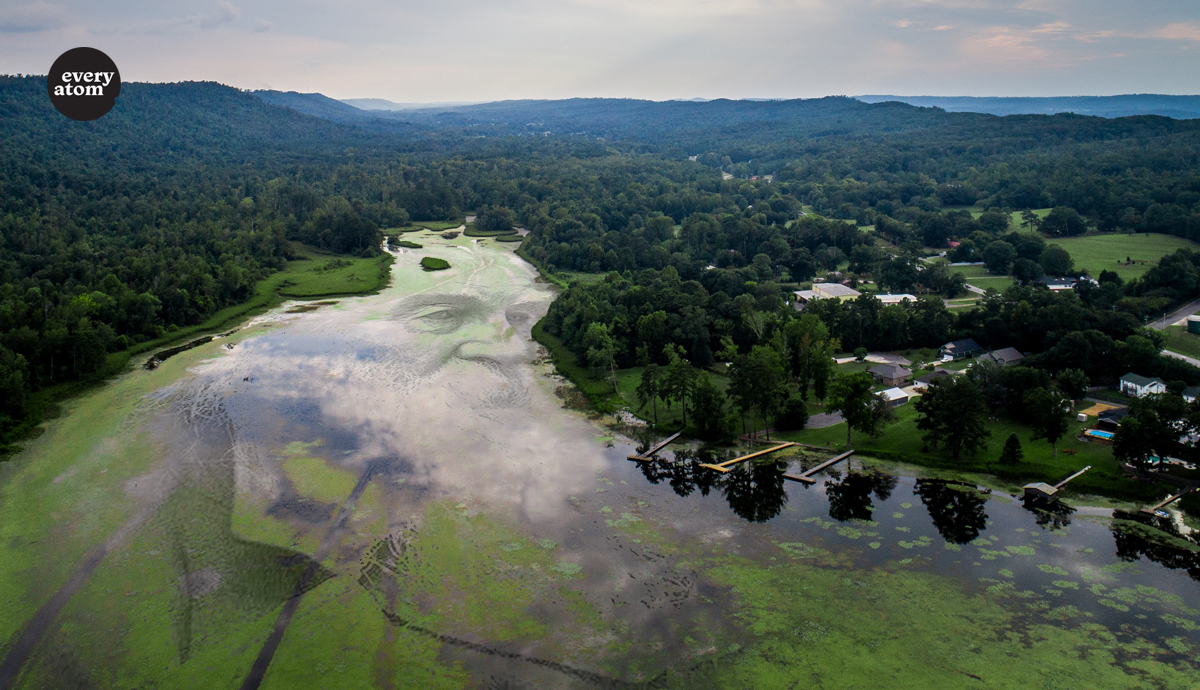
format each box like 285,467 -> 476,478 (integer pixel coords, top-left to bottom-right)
808,411 -> 845,428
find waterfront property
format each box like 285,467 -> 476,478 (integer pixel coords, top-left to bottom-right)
912,369 -> 952,391
879,387 -> 909,407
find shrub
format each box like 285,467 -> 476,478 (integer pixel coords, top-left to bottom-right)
420,256 -> 451,271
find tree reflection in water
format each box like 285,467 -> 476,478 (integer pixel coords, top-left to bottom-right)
913,479 -> 990,544
1021,496 -> 1076,530
825,470 -> 898,523
1111,510 -> 1200,582
635,449 -> 787,522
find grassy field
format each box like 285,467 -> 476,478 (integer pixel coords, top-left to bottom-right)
1162,324 -> 1200,359
276,248 -> 393,297
952,264 -> 1015,293
1051,233 -> 1200,282
412,220 -> 464,231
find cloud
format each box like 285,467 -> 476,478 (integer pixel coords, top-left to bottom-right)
1153,23 -> 1200,42
0,0 -> 71,33
198,1 -> 241,30
253,17 -> 273,33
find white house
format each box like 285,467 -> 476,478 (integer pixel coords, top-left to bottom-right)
1120,372 -> 1166,398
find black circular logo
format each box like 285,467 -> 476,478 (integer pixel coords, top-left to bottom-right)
47,48 -> 120,121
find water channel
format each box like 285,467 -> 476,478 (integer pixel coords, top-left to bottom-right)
1,237 -> 1198,688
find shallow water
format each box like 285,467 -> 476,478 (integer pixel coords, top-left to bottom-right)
1,238 -> 1198,689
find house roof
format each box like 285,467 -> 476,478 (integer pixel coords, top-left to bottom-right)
1099,407 -> 1130,422
942,338 -> 982,353
869,363 -> 911,378
793,289 -> 819,301
980,347 -> 1025,365
876,293 -> 916,305
879,387 -> 908,402
1185,387 -> 1200,400
1121,372 -> 1166,387
916,370 -> 952,384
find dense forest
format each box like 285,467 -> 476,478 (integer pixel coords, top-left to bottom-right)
4,75 -> 1200,448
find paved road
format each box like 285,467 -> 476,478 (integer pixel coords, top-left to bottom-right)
1162,349 -> 1200,368
1150,297 -> 1200,330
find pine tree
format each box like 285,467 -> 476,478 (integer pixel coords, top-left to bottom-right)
999,433 -> 1023,465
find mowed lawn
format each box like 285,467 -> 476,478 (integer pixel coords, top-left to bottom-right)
1163,325 -> 1200,359
1052,233 -> 1199,282
952,264 -> 1015,293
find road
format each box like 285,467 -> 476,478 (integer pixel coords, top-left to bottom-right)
1149,297 -> 1200,330
1162,349 -> 1200,368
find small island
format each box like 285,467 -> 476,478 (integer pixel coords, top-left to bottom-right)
421,256 -> 451,271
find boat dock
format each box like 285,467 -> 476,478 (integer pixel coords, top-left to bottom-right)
699,443 -> 796,473
1023,465 -> 1092,501
782,450 -> 855,484
627,432 -> 682,462
1141,486 -> 1195,515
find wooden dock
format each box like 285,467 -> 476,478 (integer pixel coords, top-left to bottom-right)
782,450 -> 855,484
1023,465 -> 1092,501
627,432 -> 682,462
1141,486 -> 1195,515
699,443 -> 797,473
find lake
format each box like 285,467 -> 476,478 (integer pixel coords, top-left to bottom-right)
1,237 -> 1197,689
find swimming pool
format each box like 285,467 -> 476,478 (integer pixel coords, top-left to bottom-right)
1085,429 -> 1115,439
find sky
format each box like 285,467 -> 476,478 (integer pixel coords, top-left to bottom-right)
2,0 -> 1199,101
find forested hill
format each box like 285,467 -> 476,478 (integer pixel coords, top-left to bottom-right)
856,94 -> 1200,120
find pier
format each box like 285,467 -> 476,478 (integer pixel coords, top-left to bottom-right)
627,432 -> 682,462
698,443 -> 797,473
782,450 -> 855,484
1141,487 -> 1195,515
1023,465 -> 1092,501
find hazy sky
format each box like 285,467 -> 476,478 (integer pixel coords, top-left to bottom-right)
2,0 -> 1199,101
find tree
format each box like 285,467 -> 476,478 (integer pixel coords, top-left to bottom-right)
776,396 -> 810,431
1039,245 -> 1074,276
999,433 -> 1023,465
663,344 -> 698,428
1055,368 -> 1090,400
1041,206 -> 1087,237
728,345 -> 788,440
880,258 -> 919,293
690,372 -> 728,439
983,241 -> 1017,274
476,204 -> 515,233
914,376 -> 990,459
1020,210 -> 1041,232
865,395 -> 895,440
583,322 -> 617,390
1024,388 -> 1071,457
825,372 -> 876,446
1011,257 -> 1041,284
635,363 -> 663,425
853,346 -> 868,362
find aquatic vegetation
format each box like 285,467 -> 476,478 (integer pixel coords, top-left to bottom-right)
421,256 -> 451,271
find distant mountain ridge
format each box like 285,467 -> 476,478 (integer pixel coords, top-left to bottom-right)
856,94 -> 1200,119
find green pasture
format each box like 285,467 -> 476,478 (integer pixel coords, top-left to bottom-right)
1052,233 -> 1200,282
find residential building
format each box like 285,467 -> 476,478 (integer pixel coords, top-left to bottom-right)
978,347 -> 1025,367
1119,372 -> 1167,398
939,338 -> 983,360
1097,406 -> 1129,431
868,363 -> 911,387
912,370 -> 952,390
1185,387 -> 1200,403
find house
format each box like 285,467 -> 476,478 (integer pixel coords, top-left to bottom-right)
879,387 -> 909,407
1120,372 -> 1166,398
1097,406 -> 1129,431
939,338 -> 983,360
912,369 -> 952,390
1185,387 -> 1200,403
978,347 -> 1025,367
1189,316 -> 1200,335
876,293 -> 916,305
868,363 -> 911,387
